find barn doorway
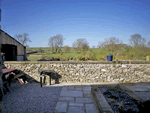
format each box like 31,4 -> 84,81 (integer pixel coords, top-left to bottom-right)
1,44 -> 17,61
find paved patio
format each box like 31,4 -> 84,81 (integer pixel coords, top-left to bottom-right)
54,85 -> 99,113
1,81 -> 150,113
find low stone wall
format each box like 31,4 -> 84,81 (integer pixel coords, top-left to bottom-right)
3,61 -> 150,84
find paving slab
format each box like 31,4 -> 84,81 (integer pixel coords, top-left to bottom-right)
62,87 -> 68,91
85,104 -> 98,113
125,86 -> 149,91
75,87 -> 82,91
68,106 -> 85,113
60,91 -> 83,97
69,102 -> 84,107
83,87 -> 91,92
83,92 -> 91,98
143,85 -> 150,90
58,97 -> 74,101
54,102 -> 68,113
134,88 -> 150,92
133,91 -> 150,101
68,86 -> 75,90
76,98 -> 93,103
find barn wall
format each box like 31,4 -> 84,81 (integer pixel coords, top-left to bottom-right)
0,31 -> 4,100
0,31 -> 25,56
17,56 -> 24,61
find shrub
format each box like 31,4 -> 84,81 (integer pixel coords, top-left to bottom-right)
58,55 -> 73,61
75,55 -> 86,61
63,46 -> 70,53
52,52 -> 56,54
65,55 -> 71,61
85,50 -> 96,60
41,56 -> 47,60
113,56 -> 127,61
81,50 -> 87,55
84,55 -> 91,60
53,57 -> 60,61
91,53 -> 96,60
40,56 -> 51,60
59,56 -> 66,61
72,56 -> 76,60
96,54 -> 106,61
81,44 -> 89,51
142,56 -> 146,61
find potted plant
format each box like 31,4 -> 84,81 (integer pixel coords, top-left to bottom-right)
107,52 -> 113,61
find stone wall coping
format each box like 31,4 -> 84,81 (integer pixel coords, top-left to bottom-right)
3,61 -> 150,64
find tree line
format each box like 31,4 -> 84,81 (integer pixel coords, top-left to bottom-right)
47,33 -> 150,54
13,33 -> 150,54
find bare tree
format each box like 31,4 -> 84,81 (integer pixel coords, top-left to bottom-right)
48,36 -> 54,52
48,34 -> 65,53
97,41 -> 107,49
148,41 -> 150,47
72,38 -> 89,53
82,43 -> 89,51
14,33 -> 31,47
98,37 -> 123,55
129,34 -> 147,48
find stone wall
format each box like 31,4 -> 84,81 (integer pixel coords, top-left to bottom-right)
3,61 -> 150,84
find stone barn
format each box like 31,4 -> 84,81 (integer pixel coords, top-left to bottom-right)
0,29 -> 26,61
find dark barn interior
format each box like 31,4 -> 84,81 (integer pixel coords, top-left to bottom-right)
1,44 -> 17,61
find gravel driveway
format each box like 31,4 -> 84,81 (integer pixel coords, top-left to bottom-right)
2,83 -> 62,113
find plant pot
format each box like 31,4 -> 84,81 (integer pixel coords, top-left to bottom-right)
107,55 -> 113,61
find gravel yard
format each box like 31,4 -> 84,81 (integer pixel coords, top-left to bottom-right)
2,83 -> 62,113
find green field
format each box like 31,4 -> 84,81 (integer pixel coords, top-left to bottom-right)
26,47 -> 150,61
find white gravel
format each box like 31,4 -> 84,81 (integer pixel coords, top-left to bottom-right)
2,83 -> 62,113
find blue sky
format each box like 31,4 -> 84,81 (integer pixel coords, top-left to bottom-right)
1,0 -> 150,48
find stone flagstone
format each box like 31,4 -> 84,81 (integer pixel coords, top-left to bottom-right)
85,104 -> 98,113
58,97 -> 74,101
62,87 -> 68,91
144,86 -> 150,90
68,106 -> 85,113
76,98 -> 93,103
60,90 -> 83,97
126,86 -> 149,91
75,87 -> 82,91
54,102 -> 68,113
83,92 -> 91,98
69,102 -> 84,107
83,87 -> 91,92
68,86 -> 74,90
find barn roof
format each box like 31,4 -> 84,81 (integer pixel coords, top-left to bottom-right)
0,29 -> 26,48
